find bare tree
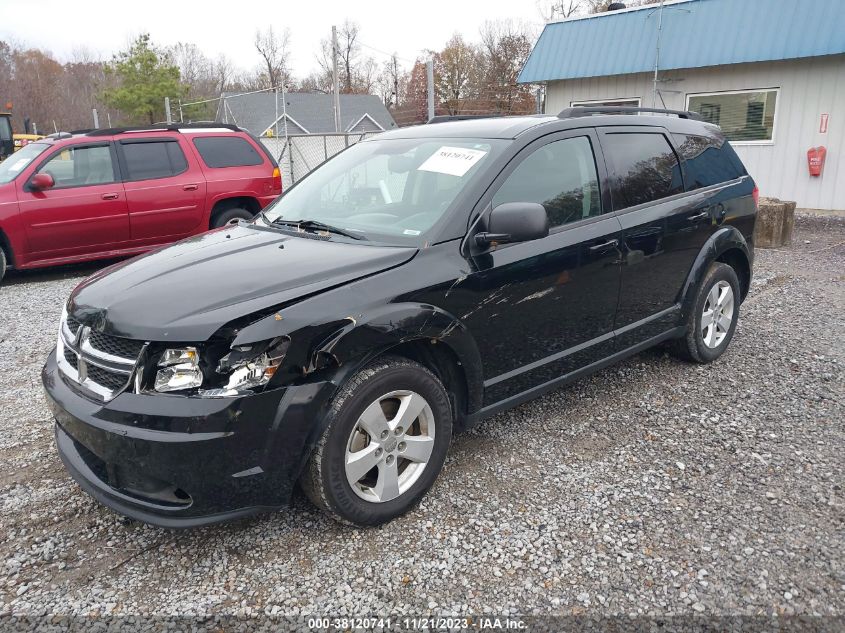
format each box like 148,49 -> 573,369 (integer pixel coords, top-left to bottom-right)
316,20 -> 378,94
212,53 -> 235,94
337,20 -> 360,93
254,26 -> 291,89
377,54 -> 405,107
537,0 -> 623,20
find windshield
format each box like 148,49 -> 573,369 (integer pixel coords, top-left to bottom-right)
260,137 -> 504,245
0,142 -> 49,184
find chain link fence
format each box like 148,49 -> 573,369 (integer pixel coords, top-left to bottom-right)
260,132 -> 381,187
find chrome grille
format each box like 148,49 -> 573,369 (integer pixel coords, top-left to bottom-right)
63,346 -> 79,370
66,315 -> 82,336
56,309 -> 146,402
86,364 -> 130,391
88,330 -> 145,359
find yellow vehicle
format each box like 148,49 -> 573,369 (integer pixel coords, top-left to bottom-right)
13,133 -> 44,151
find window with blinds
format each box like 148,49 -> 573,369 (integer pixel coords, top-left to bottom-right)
687,89 -> 778,143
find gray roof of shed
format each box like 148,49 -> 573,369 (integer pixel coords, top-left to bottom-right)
216,92 -> 397,135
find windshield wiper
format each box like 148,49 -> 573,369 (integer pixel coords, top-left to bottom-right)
272,218 -> 365,240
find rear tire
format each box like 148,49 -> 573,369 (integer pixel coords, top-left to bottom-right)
671,262 -> 740,363
301,356 -> 452,526
211,207 -> 254,228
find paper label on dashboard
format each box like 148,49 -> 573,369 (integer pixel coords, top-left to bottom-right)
7,158 -> 31,173
417,146 -> 487,177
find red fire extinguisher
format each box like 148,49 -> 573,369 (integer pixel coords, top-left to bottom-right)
807,146 -> 827,177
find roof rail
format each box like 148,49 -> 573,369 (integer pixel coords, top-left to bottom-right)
427,114 -> 499,124
558,106 -> 702,121
84,122 -> 242,137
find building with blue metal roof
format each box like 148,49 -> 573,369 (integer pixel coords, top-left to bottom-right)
519,0 -> 845,211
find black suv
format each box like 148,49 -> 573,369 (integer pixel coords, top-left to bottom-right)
43,107 -> 756,527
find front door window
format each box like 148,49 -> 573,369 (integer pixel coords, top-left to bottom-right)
38,145 -> 116,188
493,136 -> 601,228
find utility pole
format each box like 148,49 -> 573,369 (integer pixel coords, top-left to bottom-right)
165,97 -> 172,124
332,25 -> 341,133
426,59 -> 435,122
92,109 -> 99,129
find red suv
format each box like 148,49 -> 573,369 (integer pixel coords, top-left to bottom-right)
0,124 -> 282,283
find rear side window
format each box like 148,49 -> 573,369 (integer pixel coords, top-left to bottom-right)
121,140 -> 188,180
192,136 -> 264,168
672,133 -> 746,190
603,132 -> 683,209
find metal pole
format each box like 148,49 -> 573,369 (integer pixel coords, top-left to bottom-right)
165,97 -> 172,124
179,99 -> 183,123
274,88 -> 279,137
332,25 -> 341,132
281,83 -> 289,143
426,59 -> 435,122
92,109 -> 99,129
652,0 -> 665,107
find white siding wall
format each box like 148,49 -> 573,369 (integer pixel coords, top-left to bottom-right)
545,56 -> 845,210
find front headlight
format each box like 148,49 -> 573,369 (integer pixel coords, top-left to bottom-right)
154,346 -> 203,392
151,338 -> 289,397
199,338 -> 289,398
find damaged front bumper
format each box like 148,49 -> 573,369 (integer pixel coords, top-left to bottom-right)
42,350 -> 335,528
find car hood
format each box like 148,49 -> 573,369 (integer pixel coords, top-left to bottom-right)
69,226 -> 417,341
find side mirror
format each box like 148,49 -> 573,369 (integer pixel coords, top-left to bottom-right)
30,173 -> 55,190
475,202 -> 549,247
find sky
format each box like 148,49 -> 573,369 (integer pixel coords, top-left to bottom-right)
0,0 -> 544,77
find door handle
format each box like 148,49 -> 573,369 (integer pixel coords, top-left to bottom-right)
183,184 -> 199,191
687,211 -> 709,222
588,238 -> 619,252
101,193 -> 119,200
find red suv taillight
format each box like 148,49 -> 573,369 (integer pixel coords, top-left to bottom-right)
272,167 -> 282,193
752,185 -> 759,207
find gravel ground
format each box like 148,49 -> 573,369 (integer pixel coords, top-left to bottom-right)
0,215 -> 842,626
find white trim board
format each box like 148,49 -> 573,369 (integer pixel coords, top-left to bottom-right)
345,113 -> 385,133
260,113 -> 310,136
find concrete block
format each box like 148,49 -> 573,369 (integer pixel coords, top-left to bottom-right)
755,197 -> 795,248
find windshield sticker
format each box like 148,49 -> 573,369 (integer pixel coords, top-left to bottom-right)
403,229 -> 421,236
418,146 -> 488,177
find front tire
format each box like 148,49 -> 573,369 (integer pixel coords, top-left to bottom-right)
301,357 -> 452,526
672,262 -> 740,363
0,247 -> 6,285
